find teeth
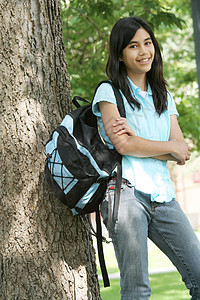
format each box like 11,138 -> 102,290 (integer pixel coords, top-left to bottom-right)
140,58 -> 149,62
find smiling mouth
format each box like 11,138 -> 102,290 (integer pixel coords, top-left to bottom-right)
137,58 -> 151,63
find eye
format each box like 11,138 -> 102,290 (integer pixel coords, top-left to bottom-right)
130,44 -> 137,48
145,41 -> 152,45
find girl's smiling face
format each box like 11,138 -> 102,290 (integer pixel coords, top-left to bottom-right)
120,27 -> 155,79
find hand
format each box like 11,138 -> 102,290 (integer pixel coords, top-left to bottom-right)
113,117 -> 135,136
171,139 -> 191,165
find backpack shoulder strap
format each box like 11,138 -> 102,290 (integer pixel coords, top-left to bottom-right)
93,80 -> 124,286
93,80 -> 126,118
72,96 -> 89,109
94,80 -> 124,230
96,206 -> 110,287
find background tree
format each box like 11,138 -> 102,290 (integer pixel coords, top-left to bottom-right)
62,0 -> 200,151
0,1 -> 100,299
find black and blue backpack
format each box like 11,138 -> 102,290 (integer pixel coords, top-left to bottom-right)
44,80 -> 125,287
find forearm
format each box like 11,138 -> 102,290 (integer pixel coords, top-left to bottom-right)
114,134 -> 190,166
115,135 -> 174,157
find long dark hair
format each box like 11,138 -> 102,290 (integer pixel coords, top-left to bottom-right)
106,16 -> 168,115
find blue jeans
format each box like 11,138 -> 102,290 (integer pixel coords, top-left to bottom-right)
101,181 -> 200,300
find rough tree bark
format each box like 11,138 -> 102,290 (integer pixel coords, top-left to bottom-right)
0,1 -> 100,299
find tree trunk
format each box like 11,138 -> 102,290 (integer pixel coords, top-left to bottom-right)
0,1 -> 100,299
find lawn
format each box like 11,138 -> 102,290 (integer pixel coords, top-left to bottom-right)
100,272 -> 189,300
93,230 -> 200,299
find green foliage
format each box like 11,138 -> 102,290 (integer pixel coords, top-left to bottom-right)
61,0 -> 116,99
61,0 -> 200,151
157,3 -> 200,151
61,0 -> 185,98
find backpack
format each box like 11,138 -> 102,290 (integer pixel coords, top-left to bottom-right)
44,80 -> 126,287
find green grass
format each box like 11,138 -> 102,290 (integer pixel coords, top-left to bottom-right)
100,272 -> 190,300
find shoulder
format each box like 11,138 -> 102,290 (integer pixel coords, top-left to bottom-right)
167,91 -> 179,116
92,82 -> 117,116
94,82 -> 116,102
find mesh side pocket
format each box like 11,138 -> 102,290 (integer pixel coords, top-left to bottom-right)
47,148 -> 78,194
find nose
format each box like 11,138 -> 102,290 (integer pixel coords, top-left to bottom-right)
139,45 -> 148,55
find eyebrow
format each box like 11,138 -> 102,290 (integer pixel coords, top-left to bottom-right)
128,37 -> 152,45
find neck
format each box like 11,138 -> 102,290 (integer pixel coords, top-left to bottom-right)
128,73 -> 147,91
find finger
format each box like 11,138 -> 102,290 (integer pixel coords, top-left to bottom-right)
113,122 -> 124,127
113,125 -> 129,134
117,128 -> 135,136
117,129 -> 129,136
125,128 -> 135,135
113,120 -> 126,127
116,117 -> 126,121
113,126 -> 125,133
177,161 -> 185,165
179,157 -> 186,165
114,117 -> 127,123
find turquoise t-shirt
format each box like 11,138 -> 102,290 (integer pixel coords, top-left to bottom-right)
92,78 -> 179,203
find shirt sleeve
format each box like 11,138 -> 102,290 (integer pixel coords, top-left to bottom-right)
168,91 -> 179,116
92,83 -> 117,117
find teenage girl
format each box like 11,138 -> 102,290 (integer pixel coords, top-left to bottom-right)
92,16 -> 200,300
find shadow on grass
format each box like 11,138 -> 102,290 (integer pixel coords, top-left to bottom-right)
100,272 -> 190,300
